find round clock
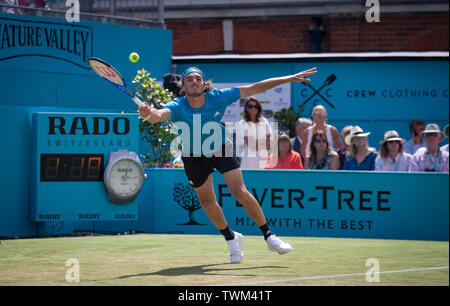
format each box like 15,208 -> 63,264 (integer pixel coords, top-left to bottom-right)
104,149 -> 145,204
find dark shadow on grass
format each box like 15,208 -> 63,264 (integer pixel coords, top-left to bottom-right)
117,263 -> 287,279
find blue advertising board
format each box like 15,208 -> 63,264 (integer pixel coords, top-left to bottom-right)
0,12 -> 172,111
0,15 -> 93,69
150,168 -> 448,241
30,112 -> 140,221
0,12 -> 172,236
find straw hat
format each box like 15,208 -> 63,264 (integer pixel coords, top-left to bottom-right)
421,123 -> 444,139
379,130 -> 405,144
345,126 -> 371,146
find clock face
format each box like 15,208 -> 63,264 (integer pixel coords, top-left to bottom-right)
107,159 -> 144,197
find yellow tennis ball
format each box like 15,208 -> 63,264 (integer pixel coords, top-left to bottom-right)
129,52 -> 139,63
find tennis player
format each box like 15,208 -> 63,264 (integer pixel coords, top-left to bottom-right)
138,66 -> 317,263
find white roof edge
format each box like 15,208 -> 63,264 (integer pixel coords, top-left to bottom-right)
173,51 -> 449,61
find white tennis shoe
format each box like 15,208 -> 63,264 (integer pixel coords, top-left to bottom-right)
266,235 -> 293,254
226,231 -> 244,264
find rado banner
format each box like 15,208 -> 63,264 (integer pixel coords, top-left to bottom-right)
30,112 -> 140,221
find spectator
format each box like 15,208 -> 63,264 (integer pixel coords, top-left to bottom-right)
375,130 -> 411,171
18,0 -> 43,8
1,0 -> 17,13
304,130 -> 339,170
236,97 -> 272,169
2,0 -> 44,13
343,126 -> 377,171
264,133 -> 303,169
163,73 -> 182,97
301,105 -> 342,159
290,117 -> 312,164
403,119 -> 426,155
337,125 -> 352,170
79,0 -> 95,13
409,123 -> 449,172
440,124 -> 449,153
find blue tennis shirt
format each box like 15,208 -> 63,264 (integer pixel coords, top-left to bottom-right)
163,87 -> 241,156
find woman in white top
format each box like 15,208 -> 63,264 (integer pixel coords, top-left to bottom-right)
236,97 -> 272,169
375,130 -> 411,171
301,105 -> 342,158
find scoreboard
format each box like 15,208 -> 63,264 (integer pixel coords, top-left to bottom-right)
40,154 -> 104,182
30,112 -> 142,221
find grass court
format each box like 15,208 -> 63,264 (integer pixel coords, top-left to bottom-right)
0,234 -> 448,286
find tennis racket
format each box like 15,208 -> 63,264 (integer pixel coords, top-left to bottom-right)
88,57 -> 144,107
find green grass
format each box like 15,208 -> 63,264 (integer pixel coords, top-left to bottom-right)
0,234 -> 448,286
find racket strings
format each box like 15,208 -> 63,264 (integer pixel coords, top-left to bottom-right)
89,59 -> 125,86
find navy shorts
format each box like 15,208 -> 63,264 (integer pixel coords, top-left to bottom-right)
181,142 -> 241,188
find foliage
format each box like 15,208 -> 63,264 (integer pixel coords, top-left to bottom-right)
273,105 -> 304,138
133,69 -> 176,168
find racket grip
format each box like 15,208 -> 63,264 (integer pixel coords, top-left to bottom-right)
132,96 -> 144,107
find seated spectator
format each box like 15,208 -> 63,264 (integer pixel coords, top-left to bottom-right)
440,124 -> 449,153
18,0 -> 44,8
1,0 -> 17,13
409,123 -> 449,172
304,130 -> 339,170
343,126 -> 377,171
375,130 -> 411,171
403,119 -> 426,155
79,0 -> 95,13
337,125 -> 352,170
291,117 -> 312,165
301,105 -> 342,159
264,133 -> 303,169
1,0 -> 44,13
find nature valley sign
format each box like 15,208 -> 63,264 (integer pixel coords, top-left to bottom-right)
0,15 -> 93,69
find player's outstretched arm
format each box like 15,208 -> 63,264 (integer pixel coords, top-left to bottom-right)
138,103 -> 171,123
239,67 -> 318,98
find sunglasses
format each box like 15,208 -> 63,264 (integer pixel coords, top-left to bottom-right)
315,139 -> 327,144
424,133 -> 440,138
386,140 -> 400,144
246,104 -> 259,109
313,111 -> 326,116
